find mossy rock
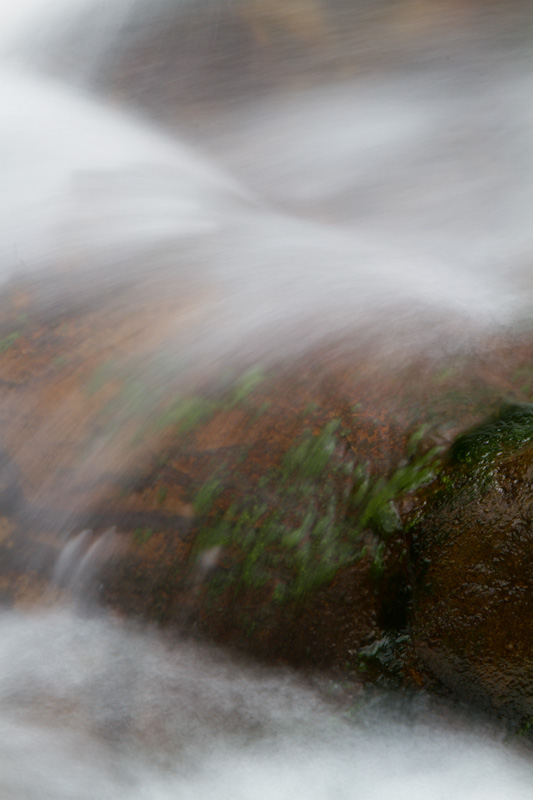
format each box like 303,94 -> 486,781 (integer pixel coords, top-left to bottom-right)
91,400 -> 441,677
410,403 -> 533,724
4,278 -> 533,692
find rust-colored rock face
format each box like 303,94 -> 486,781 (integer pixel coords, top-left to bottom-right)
410,405 -> 533,723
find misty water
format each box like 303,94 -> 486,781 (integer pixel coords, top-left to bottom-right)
1,0 -> 533,797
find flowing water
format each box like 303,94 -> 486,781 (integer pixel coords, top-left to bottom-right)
1,0 -> 533,796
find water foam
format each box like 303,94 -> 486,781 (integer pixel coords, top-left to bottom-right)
0,610 -> 531,800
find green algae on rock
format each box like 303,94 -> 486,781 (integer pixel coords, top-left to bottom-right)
191,421 -> 441,605
8,278 -> 533,700
451,402 -> 533,470
84,377 -> 442,676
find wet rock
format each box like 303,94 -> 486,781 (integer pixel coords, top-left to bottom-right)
89,390 -> 425,675
83,341 -> 533,683
410,403 -> 533,724
4,281 -> 533,694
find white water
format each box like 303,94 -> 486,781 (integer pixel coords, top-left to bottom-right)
0,0 -> 531,356
0,609 -> 532,800
1,0 -> 533,796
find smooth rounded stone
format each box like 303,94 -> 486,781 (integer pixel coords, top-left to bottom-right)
410,403 -> 533,724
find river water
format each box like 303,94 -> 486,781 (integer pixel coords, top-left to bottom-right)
1,0 -> 533,796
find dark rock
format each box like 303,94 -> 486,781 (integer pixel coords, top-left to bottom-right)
410,403 -> 533,724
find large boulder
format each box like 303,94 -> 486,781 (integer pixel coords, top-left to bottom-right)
3,278 -> 533,702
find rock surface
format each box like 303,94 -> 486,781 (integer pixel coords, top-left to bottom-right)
2,280 -> 533,711
410,404 -> 533,725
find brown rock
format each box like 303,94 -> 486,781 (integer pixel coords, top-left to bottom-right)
3,279 -> 533,693
410,403 -> 533,723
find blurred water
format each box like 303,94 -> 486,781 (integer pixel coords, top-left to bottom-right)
0,1 -> 533,796
0,609 -> 532,800
0,0 -> 531,354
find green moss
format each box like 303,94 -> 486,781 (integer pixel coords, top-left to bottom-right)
152,368 -> 266,437
192,477 -> 224,515
408,403 -> 533,534
225,367 -> 265,407
451,403 -> 533,469
192,422 -> 442,603
281,420 -> 340,481
155,395 -> 219,433
0,331 -> 21,353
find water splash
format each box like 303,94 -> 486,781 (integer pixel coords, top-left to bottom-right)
53,528 -> 121,600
